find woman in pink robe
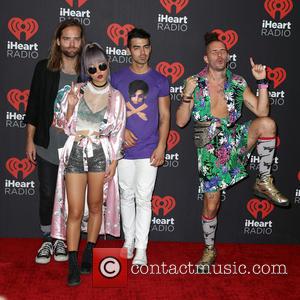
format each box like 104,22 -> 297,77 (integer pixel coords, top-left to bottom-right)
50,43 -> 126,286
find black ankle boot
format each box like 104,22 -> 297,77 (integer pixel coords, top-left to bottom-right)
80,242 -> 95,274
68,251 -> 80,286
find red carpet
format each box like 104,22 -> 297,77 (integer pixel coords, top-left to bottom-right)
0,239 -> 299,300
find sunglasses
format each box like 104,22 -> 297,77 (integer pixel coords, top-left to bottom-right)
87,63 -> 108,74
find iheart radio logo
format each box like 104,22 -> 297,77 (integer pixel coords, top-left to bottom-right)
212,29 -> 238,50
7,89 -> 29,112
247,198 -> 274,219
6,157 -> 35,179
264,0 -> 293,20
297,171 -> 300,182
107,23 -> 135,47
167,130 -> 180,151
65,0 -> 88,7
156,62 -> 184,84
152,195 -> 176,216
267,67 -> 286,88
8,18 -> 38,41
160,0 -> 189,14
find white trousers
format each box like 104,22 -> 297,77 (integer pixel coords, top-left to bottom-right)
118,158 -> 157,249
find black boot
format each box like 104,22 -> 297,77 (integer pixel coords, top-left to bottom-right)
80,241 -> 95,274
68,251 -> 80,286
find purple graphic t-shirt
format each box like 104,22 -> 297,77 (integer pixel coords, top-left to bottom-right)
111,67 -> 169,159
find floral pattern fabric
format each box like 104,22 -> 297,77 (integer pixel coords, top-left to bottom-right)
192,67 -> 251,193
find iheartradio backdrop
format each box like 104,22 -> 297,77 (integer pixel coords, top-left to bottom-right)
0,0 -> 299,244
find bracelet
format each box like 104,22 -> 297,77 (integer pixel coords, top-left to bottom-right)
183,95 -> 193,99
181,99 -> 191,103
256,79 -> 268,85
258,83 -> 269,89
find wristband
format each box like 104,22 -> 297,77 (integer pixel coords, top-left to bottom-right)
258,84 -> 268,89
256,79 -> 268,85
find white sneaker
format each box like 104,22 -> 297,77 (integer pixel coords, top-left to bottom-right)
35,241 -> 53,264
53,239 -> 68,262
121,241 -> 134,259
132,249 -> 147,265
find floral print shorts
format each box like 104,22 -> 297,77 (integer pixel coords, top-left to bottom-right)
197,121 -> 252,193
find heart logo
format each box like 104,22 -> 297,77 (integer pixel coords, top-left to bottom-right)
247,198 -> 274,219
7,89 -> 29,112
156,62 -> 184,84
267,67 -> 286,88
107,23 -> 135,46
160,0 -> 189,14
152,195 -> 176,216
167,130 -> 180,151
65,0 -> 88,8
264,0 -> 293,20
8,17 -> 38,41
6,157 -> 36,179
212,29 -> 238,50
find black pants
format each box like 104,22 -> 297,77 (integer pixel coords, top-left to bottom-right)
36,155 -> 58,229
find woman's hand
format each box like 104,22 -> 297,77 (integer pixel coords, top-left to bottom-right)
67,82 -> 80,107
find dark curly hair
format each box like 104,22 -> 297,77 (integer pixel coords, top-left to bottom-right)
204,31 -> 227,53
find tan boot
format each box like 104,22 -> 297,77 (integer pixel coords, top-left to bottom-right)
253,175 -> 290,207
195,246 -> 216,274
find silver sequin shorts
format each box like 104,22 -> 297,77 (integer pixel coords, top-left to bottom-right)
65,141 -> 106,173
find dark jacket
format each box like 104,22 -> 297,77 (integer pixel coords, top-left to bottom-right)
24,59 -> 80,148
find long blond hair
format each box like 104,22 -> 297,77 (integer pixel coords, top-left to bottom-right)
47,19 -> 85,74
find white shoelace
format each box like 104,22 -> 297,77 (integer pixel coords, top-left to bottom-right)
38,242 -> 53,256
54,240 -> 67,255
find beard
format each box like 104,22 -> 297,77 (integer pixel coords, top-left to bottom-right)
61,47 -> 81,58
212,61 -> 227,72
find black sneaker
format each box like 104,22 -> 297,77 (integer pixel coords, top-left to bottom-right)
35,241 -> 53,264
53,239 -> 68,262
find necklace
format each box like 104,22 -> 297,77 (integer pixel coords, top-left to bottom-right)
87,81 -> 110,95
91,81 -> 108,88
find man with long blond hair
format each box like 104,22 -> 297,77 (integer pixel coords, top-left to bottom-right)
24,19 -> 85,264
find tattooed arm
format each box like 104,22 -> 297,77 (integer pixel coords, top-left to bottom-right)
243,85 -> 269,117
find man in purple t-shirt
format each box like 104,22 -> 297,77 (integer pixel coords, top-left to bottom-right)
111,28 -> 170,265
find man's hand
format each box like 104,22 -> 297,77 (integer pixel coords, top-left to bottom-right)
150,145 -> 165,167
250,57 -> 266,80
183,75 -> 198,96
104,160 -> 117,181
124,129 -> 138,148
26,139 -> 36,164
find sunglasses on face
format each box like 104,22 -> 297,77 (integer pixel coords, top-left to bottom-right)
87,63 -> 108,74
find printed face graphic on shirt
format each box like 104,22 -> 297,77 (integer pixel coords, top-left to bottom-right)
53,85 -> 71,128
127,80 -> 149,121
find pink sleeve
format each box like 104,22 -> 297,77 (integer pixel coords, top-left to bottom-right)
109,91 -> 126,160
55,85 -> 81,135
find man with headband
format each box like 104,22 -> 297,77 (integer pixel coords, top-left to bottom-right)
176,32 -> 289,273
